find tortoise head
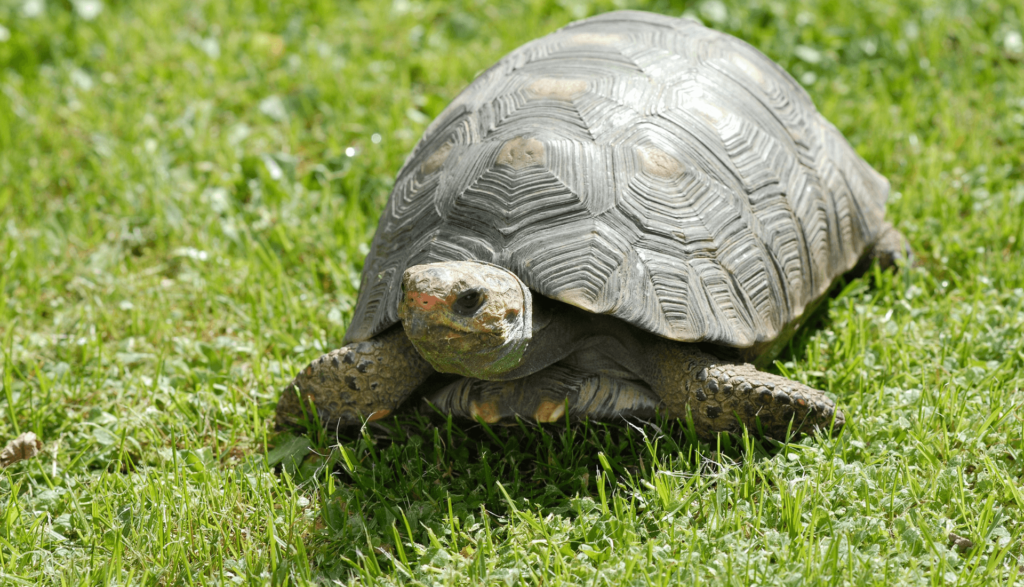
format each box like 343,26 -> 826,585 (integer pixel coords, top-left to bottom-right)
398,261 -> 533,380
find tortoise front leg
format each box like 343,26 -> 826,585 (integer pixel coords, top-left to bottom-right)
647,342 -> 844,441
423,364 -> 660,424
276,326 -> 434,430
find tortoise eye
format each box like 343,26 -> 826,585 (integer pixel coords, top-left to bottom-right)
453,290 -> 485,316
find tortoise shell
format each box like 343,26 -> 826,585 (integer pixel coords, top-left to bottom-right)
344,10 -> 888,352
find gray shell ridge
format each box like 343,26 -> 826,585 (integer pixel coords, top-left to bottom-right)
344,10 -> 889,350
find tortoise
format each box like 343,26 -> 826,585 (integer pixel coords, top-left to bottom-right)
276,10 -> 909,440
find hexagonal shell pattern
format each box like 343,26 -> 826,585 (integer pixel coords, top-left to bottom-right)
344,10 -> 889,352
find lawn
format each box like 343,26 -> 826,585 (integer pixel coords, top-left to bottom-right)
1,0 -> 1023,584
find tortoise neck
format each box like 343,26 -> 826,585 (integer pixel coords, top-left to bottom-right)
494,295 -> 651,381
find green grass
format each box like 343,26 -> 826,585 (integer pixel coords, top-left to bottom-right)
1,0 -> 1023,584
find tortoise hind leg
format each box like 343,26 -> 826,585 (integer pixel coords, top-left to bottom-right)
869,221 -> 913,271
276,326 -> 434,430
423,364 -> 659,424
645,343 -> 844,441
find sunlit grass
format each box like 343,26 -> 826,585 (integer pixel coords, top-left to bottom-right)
1,0 -> 1023,584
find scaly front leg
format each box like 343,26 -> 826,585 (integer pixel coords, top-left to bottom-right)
647,342 -> 844,440
276,327 -> 434,430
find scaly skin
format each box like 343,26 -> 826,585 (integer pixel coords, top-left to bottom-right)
275,327 -> 434,430
645,340 -> 843,440
869,221 -> 913,270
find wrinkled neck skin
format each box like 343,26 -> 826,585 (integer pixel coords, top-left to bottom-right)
500,297 -> 653,381
495,296 -> 597,380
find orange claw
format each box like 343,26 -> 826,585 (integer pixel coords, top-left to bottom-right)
534,400 -> 566,423
368,409 -> 392,422
470,401 -> 502,424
